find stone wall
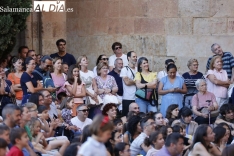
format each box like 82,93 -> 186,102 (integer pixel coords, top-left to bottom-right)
25,0 -> 234,75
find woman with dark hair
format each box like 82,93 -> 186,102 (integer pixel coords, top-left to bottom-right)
114,142 -> 131,156
213,126 -> 227,154
144,131 -> 164,156
165,104 -> 179,126
20,57 -> 43,105
123,115 -> 142,144
159,125 -> 172,141
154,112 -> 166,129
189,125 -> 221,156
28,92 -> 44,107
134,57 -> 157,113
93,54 -> 109,76
158,64 -> 187,117
172,107 -> 198,137
218,122 -> 233,145
102,103 -> 117,121
7,57 -> 23,105
64,64 -> 86,116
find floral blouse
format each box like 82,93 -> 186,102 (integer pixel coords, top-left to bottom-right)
94,75 -> 117,99
61,108 -> 73,126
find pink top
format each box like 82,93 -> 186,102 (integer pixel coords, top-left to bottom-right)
206,69 -> 228,98
192,91 -> 217,108
51,73 -> 66,94
64,81 -> 84,104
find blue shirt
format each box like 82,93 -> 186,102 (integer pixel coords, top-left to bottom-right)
50,52 -> 76,67
20,72 -> 40,95
108,69 -> 123,96
206,52 -> 234,79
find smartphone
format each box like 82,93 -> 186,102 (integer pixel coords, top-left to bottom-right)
53,114 -> 58,120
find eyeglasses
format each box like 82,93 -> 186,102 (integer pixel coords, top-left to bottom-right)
78,109 -> 89,112
101,58 -> 109,61
134,107 -> 140,109
115,47 -> 122,50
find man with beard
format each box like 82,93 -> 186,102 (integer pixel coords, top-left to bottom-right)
120,51 -> 138,116
50,39 -> 76,67
206,43 -> 234,82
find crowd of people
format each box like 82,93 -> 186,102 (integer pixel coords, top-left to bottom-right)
0,39 -> 233,156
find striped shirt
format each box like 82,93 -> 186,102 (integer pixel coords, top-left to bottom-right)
182,72 -> 204,94
206,52 -> 234,79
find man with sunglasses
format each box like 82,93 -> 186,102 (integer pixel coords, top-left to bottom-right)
109,42 -> 128,71
71,104 -> 92,131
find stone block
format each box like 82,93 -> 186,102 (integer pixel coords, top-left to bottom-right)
42,39 -> 58,55
119,18 -> 134,35
108,18 -> 121,34
108,1 -> 120,17
178,0 -> 210,17
212,0 -> 234,17
194,18 -> 227,35
135,0 -> 148,17
134,18 -> 164,34
167,36 -> 234,58
78,1 -> 96,19
119,0 -> 136,17
147,0 -> 167,17
42,12 -> 66,22
228,18 -> 234,34
165,0 -> 179,17
41,22 -> 53,39
91,18 -> 109,35
96,0 -> 109,18
165,18 -> 192,35
52,21 -> 66,38
77,19 -> 92,36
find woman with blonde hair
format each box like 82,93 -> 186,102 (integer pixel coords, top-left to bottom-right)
206,56 -> 230,107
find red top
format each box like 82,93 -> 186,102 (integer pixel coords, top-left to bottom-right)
7,146 -> 23,156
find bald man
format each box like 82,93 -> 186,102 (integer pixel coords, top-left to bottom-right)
121,102 -> 140,123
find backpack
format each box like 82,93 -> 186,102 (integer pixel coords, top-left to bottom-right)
33,70 -> 55,88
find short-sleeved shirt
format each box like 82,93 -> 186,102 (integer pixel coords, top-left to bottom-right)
71,117 -> 92,130
20,72 -> 39,95
7,146 -> 23,156
51,73 -> 66,94
80,70 -> 95,89
157,70 -> 180,81
120,66 -> 137,100
48,102 -> 58,119
108,70 -> 123,96
108,54 -> 128,67
206,52 -> 234,79
192,91 -> 217,108
182,72 -> 204,94
8,73 -> 23,100
134,72 -> 157,83
156,146 -> 179,156
63,81 -> 84,103
78,137 -> 107,156
50,52 -> 76,67
206,69 -> 228,98
130,132 -> 148,156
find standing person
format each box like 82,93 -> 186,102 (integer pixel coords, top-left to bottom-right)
120,51 -> 137,116
51,57 -> 66,95
157,59 -> 180,82
8,57 -> 24,105
206,56 -> 230,107
64,64 -> 86,116
134,57 -> 157,113
50,39 -> 76,67
0,66 -> 15,114
109,42 -> 128,71
206,43 -> 234,82
20,57 -> 43,105
18,46 -> 28,60
78,114 -> 114,156
93,54 -> 109,77
182,59 -> 204,108
158,64 -> 187,117
108,58 -> 124,113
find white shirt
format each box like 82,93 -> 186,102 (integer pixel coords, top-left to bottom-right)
120,66 -> 137,100
130,132 -> 148,156
157,70 -> 181,81
71,117 -> 92,130
109,54 -> 128,67
78,137 -> 107,156
48,102 -> 58,119
80,70 -> 95,89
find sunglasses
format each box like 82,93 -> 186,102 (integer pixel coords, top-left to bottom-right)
115,47 -> 122,50
101,58 -> 109,61
79,109 -> 89,112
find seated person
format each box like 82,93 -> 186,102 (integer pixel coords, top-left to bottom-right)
0,138 -> 7,156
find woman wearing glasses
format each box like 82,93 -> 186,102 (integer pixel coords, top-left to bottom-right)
93,54 -> 109,76
7,57 -> 23,105
20,57 -> 43,105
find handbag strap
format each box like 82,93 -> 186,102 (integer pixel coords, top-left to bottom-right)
125,66 -> 135,79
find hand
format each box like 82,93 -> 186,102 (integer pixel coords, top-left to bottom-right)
174,87 -> 180,92
74,76 -> 78,81
227,79 -> 232,85
47,87 -> 56,93
201,113 -> 208,118
104,88 -> 111,94
37,81 -> 43,89
208,105 -> 214,111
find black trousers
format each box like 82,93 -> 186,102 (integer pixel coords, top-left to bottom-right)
122,100 -> 135,117
195,116 -> 216,125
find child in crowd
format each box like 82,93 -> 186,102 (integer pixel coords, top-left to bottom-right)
64,64 -> 86,116
57,92 -> 67,109
114,142 -> 131,156
144,131 -> 164,156
78,115 -> 114,156
0,138 -> 8,156
7,128 -> 29,156
113,118 -> 123,134
27,117 -> 69,156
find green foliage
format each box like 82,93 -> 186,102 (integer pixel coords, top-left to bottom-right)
0,0 -> 32,60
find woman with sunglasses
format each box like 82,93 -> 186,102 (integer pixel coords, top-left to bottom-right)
93,54 -> 109,76
20,57 -> 43,105
7,57 -> 24,105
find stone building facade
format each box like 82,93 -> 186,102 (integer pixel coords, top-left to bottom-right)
18,0 -> 234,74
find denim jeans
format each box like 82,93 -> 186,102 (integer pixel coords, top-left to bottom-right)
21,94 -> 31,106
136,98 -> 157,113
